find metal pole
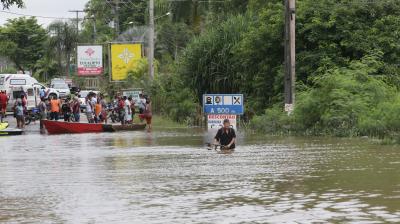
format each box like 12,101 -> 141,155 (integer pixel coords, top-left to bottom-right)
149,0 -> 155,80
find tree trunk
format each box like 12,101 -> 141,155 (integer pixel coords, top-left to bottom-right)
65,51 -> 70,78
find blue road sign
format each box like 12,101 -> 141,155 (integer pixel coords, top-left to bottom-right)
203,94 -> 244,115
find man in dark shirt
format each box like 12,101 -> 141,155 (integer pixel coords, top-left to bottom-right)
214,119 -> 236,149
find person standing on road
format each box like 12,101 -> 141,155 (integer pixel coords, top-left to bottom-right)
50,95 -> 61,121
94,98 -> 102,123
72,96 -> 81,122
100,94 -> 108,124
38,97 -> 47,130
0,90 -> 8,123
14,99 -> 24,129
39,87 -> 46,99
61,98 -> 72,122
129,96 -> 135,122
124,96 -> 132,124
86,95 -> 94,123
118,96 -> 126,125
138,94 -> 146,122
144,98 -> 153,130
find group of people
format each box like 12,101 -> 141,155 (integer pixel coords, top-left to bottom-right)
0,91 -> 28,129
0,89 -> 153,130
44,95 -> 81,122
84,92 -> 107,124
113,93 -> 152,129
45,91 -> 152,129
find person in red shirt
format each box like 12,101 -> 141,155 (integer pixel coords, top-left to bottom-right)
0,90 -> 8,123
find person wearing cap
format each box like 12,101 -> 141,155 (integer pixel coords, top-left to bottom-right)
214,119 -> 236,150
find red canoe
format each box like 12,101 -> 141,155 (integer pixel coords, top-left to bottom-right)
42,120 -> 147,135
42,120 -> 105,134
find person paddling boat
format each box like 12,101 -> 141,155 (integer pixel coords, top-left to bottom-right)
214,119 -> 236,150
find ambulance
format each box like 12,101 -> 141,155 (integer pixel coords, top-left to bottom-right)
0,74 -> 59,112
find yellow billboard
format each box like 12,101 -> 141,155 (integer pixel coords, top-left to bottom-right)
110,43 -> 142,81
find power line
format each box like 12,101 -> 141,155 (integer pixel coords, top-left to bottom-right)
0,10 -> 72,20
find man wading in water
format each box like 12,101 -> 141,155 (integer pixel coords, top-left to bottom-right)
214,119 -> 236,150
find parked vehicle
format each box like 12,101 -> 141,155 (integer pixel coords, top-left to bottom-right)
0,74 -> 59,112
107,102 -> 120,123
50,83 -> 70,98
50,78 -> 66,86
25,107 -> 41,125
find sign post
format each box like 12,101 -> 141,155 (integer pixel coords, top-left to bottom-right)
207,114 -> 237,130
122,89 -> 143,106
110,43 -> 142,81
203,94 -> 244,131
203,94 -> 244,115
77,45 -> 103,76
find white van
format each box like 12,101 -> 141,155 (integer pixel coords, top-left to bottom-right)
0,74 -> 59,111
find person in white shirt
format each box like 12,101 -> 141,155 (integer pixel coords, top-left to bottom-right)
86,95 -> 94,123
124,96 -> 132,124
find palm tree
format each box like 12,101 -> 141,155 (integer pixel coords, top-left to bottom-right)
48,21 -> 78,78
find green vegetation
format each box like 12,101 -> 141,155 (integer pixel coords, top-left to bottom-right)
251,53 -> 400,138
0,17 -> 47,72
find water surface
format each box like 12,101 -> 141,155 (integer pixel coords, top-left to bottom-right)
0,129 -> 399,223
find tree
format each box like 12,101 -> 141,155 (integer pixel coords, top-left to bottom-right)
178,14 -> 251,102
0,17 -> 47,73
48,21 -> 78,77
1,0 -> 23,9
157,21 -> 193,60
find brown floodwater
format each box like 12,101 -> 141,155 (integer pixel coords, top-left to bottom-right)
0,127 -> 399,223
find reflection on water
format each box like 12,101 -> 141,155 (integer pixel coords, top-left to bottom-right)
0,130 -> 399,223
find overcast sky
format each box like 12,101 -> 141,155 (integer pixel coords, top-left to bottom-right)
0,0 -> 89,27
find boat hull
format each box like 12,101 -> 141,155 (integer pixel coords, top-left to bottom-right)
43,120 -> 104,134
110,124 -> 146,132
43,120 -> 147,134
0,128 -> 23,136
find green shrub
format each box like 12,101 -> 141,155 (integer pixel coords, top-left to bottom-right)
252,54 -> 400,138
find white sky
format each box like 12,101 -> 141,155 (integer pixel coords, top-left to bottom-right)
0,0 -> 89,27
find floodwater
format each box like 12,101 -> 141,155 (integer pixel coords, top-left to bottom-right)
0,126 -> 399,223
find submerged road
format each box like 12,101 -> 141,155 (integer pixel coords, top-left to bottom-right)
0,118 -> 400,223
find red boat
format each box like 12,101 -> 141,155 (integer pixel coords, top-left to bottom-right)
42,120 -> 146,135
42,120 -> 105,134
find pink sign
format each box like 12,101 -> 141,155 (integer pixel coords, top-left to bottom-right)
77,45 -> 103,76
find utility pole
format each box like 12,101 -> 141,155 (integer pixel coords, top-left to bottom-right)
111,0 -> 120,36
284,0 -> 296,114
149,0 -> 155,79
68,10 -> 84,33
